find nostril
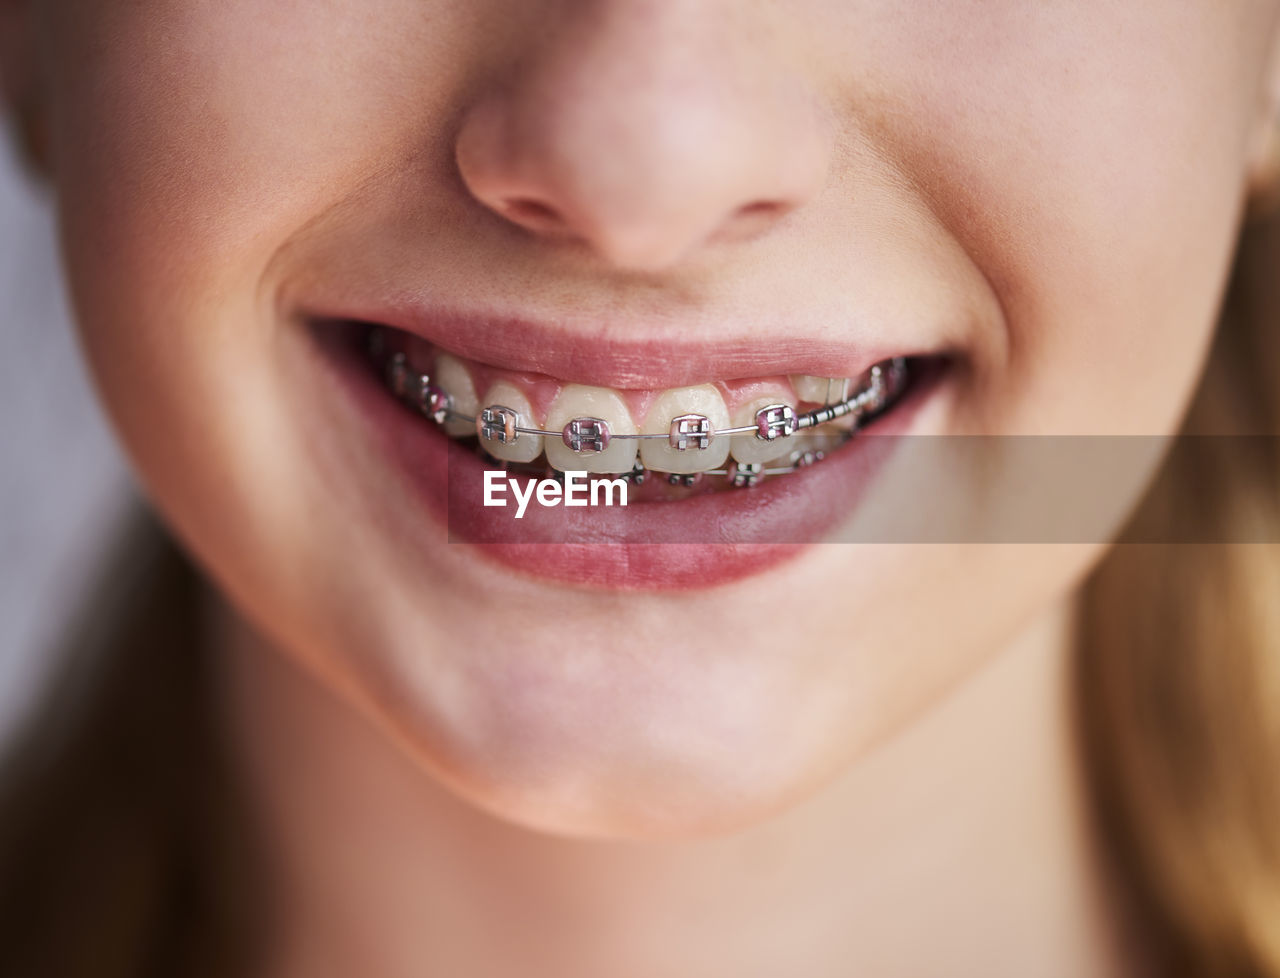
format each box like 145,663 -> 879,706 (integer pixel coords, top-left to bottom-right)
708,199 -> 793,245
501,197 -> 564,228
742,198 -> 778,216
735,200 -> 789,221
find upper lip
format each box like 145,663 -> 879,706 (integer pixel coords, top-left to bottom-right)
298,300 -> 934,389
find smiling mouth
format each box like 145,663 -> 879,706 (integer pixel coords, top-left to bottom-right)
356,321 -> 932,495
298,313 -> 948,586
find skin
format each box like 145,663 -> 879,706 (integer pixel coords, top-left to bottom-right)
4,0 -> 1280,974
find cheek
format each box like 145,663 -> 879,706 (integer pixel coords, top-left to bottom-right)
45,0 -> 475,386
842,1 -> 1259,435
32,3 -> 429,677
40,0 -> 466,564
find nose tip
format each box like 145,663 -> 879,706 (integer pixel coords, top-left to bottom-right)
453,17 -> 831,273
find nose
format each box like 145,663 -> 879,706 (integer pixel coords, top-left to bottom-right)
455,3 -> 833,272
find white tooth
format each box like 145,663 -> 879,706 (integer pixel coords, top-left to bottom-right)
434,354 -> 480,438
544,384 -> 638,474
729,393 -> 800,464
476,380 -> 543,463
789,374 -> 827,404
639,384 -> 731,474
789,374 -> 850,404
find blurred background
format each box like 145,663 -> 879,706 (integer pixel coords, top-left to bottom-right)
0,130 -> 130,742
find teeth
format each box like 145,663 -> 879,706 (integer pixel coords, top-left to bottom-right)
476,381 -> 543,463
729,393 -> 801,464
386,352 -> 411,398
371,333 -> 910,484
434,354 -> 479,438
544,384 -> 639,474
639,384 -> 731,474
789,374 -> 848,404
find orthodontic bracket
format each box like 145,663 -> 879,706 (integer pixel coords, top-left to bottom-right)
727,461 -> 765,488
755,403 -> 798,441
420,384 -> 452,424
669,413 -> 713,450
478,405 -> 520,444
562,416 -> 612,453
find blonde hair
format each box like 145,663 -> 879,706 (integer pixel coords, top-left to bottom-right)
1078,209 -> 1280,975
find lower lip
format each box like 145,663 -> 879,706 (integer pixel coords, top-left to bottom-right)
308,322 -> 941,592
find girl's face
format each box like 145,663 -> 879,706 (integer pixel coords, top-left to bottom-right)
6,1 -> 1279,836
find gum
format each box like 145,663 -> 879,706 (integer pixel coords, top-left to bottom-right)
399,332 -> 816,428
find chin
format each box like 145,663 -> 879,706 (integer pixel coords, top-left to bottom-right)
409,733 -> 831,842
358,622 -> 853,840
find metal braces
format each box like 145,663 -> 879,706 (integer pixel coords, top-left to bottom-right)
488,451 -> 835,487
562,416 -> 612,453
371,334 -> 908,483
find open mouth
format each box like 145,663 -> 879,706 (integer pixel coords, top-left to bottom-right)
361,322 -> 928,497
304,314 -> 949,589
